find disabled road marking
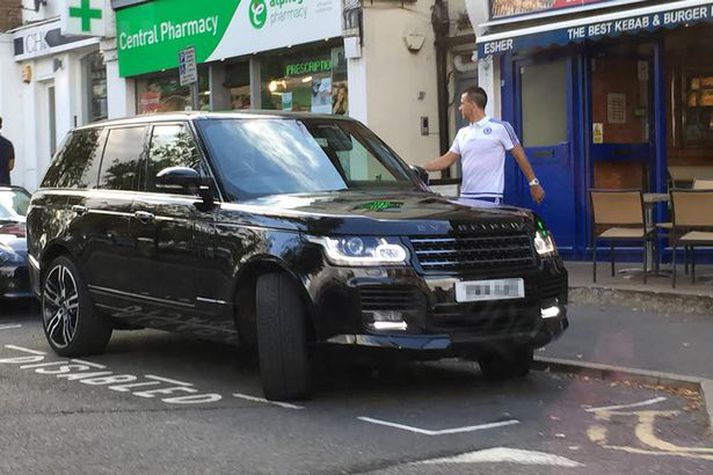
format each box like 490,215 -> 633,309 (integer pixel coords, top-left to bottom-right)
416,447 -> 584,467
0,324 -> 23,331
358,416 -> 520,436
1,345 -> 222,404
232,393 -> 305,410
4,344 -> 45,355
588,406 -> 713,461
585,396 -> 668,412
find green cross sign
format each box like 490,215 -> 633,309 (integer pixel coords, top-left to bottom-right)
69,0 -> 103,33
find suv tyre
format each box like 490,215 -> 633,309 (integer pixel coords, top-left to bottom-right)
256,273 -> 311,401
478,346 -> 534,380
41,256 -> 113,356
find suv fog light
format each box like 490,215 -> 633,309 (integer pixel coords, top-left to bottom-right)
541,305 -> 561,319
370,321 -> 408,331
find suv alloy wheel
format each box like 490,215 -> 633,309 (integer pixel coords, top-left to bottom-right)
42,256 -> 113,356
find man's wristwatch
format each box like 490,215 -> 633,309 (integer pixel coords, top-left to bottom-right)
529,178 -> 541,187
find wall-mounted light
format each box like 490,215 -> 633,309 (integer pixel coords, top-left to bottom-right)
52,58 -> 63,72
21,64 -> 32,84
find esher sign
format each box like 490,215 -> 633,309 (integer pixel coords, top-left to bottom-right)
479,4 -> 713,57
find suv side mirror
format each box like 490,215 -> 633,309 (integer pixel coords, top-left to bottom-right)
155,167 -> 214,207
409,165 -> 430,186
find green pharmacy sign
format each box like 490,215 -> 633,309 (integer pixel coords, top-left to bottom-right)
116,0 -> 343,78
70,0 -> 103,32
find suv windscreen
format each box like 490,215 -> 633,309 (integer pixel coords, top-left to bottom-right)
197,118 -> 417,201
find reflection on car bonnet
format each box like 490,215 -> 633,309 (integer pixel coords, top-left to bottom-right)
454,197 -> 501,208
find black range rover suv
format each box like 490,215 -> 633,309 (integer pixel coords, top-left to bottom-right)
27,112 -> 568,400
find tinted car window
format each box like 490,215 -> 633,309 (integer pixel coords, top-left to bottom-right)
145,124 -> 204,193
98,127 -> 147,191
198,119 -> 415,201
41,128 -> 106,189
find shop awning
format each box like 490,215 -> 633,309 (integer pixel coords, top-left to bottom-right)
476,0 -> 713,58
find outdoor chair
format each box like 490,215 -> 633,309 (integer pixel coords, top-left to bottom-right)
590,189 -> 656,284
670,190 -> 713,288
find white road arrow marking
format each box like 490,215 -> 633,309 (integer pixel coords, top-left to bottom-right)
417,447 -> 584,467
358,417 -> 519,436
585,396 -> 668,413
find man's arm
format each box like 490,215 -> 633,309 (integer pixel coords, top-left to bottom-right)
8,142 -> 14,172
511,144 -> 545,204
422,151 -> 459,172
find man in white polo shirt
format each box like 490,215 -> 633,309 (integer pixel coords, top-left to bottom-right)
423,87 -> 545,205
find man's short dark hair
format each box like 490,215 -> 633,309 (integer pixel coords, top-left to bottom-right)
463,87 -> 488,109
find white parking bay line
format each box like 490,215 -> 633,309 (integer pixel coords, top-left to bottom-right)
232,393 -> 305,410
584,396 -> 668,413
358,417 -> 520,436
0,324 -> 22,331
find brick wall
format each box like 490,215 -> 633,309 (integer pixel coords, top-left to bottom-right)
0,0 -> 22,32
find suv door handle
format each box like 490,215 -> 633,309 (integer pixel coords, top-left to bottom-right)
71,205 -> 88,215
134,211 -> 156,223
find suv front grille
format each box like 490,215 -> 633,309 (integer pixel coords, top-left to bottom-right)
409,233 -> 535,273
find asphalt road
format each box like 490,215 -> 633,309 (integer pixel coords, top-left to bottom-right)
1,300 -> 711,474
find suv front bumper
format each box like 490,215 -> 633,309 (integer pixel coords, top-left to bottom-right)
309,259 -> 569,355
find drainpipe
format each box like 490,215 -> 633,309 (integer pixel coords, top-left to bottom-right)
432,0 -> 451,178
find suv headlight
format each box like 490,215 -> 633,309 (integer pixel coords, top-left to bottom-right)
307,236 -> 409,266
533,229 -> 557,257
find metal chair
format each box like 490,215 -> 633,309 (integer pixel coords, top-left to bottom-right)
590,190 -> 656,284
671,190 -> 713,287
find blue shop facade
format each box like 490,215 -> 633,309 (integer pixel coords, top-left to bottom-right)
472,0 -> 713,260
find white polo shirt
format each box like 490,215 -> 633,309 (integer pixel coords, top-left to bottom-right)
449,116 -> 520,200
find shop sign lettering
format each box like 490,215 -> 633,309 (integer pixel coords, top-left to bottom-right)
568,6 -> 712,42
285,59 -> 332,77
479,5 -> 713,58
116,0 -> 341,77
119,16 -> 220,51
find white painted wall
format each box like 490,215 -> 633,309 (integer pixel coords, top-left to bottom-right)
0,33 -> 24,187
360,2 -> 440,167
465,0 -> 502,118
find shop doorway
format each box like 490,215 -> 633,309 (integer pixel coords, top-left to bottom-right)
508,56 -> 578,255
37,81 -> 57,182
588,44 -> 654,193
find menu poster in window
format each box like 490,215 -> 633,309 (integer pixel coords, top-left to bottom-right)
607,93 -> 626,124
139,91 -> 162,114
311,77 -> 332,114
282,92 -> 293,111
593,122 -> 604,144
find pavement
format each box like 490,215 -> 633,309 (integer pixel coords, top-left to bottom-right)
541,261 -> 713,429
566,260 -> 713,315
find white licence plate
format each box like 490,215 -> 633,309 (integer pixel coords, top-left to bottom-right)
455,278 -> 525,303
